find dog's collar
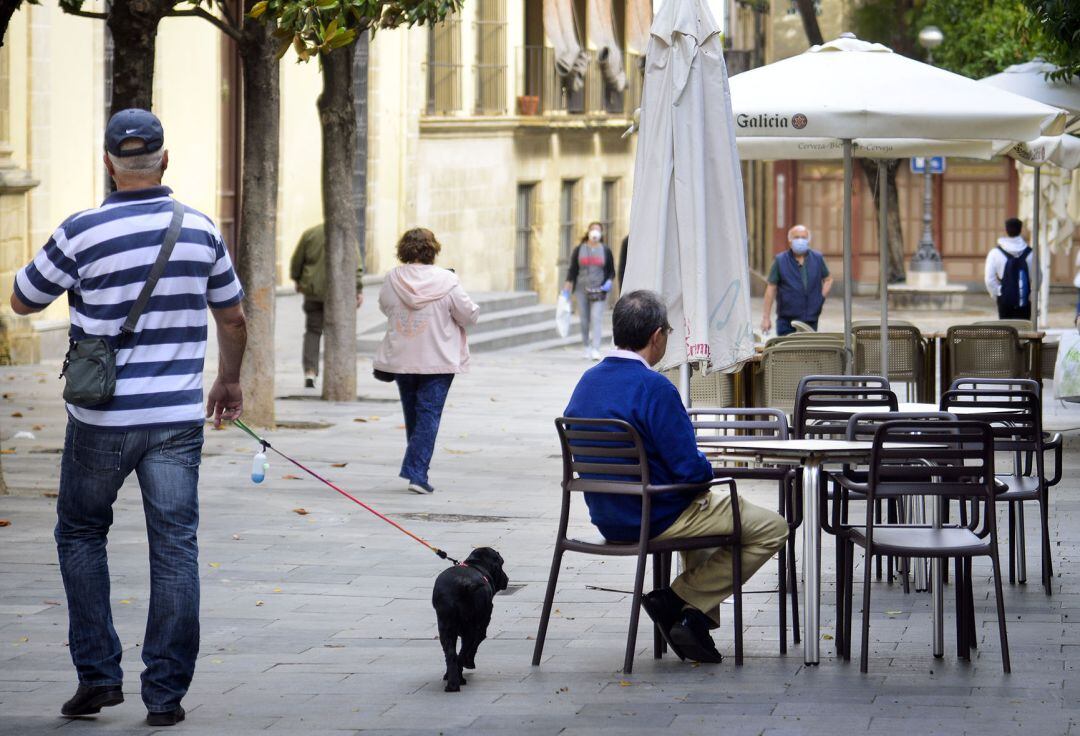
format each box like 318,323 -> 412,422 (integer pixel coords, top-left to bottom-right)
457,561 -> 494,593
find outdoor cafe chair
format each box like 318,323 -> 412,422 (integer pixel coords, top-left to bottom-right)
661,365 -> 736,407
831,410 -> 957,656
762,343 -> 846,414
791,320 -> 815,333
835,420 -> 1010,673
944,324 -> 1025,386
534,418 -> 744,674
852,323 -> 926,401
688,408 -> 799,652
940,387 -> 1059,595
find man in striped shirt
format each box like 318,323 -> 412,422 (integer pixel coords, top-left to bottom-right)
10,109 -> 248,727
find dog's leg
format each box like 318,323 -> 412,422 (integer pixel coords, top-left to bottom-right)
439,625 -> 463,692
460,628 -> 486,671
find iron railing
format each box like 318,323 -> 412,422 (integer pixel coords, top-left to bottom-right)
516,46 -> 643,117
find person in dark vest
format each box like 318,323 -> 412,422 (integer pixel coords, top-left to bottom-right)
760,224 -> 833,336
984,217 -> 1033,320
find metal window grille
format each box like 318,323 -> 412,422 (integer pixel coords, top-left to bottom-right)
559,179 -> 579,271
474,0 -> 506,114
427,13 -> 462,115
515,183 -> 536,291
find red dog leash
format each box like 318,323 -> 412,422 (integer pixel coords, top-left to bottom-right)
234,419 -> 459,565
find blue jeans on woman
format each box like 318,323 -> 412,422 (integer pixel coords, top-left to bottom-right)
55,419 -> 203,714
394,374 -> 454,486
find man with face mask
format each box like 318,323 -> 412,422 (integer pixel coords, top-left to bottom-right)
760,224 -> 833,336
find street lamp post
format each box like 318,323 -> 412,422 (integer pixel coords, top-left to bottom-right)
910,26 -> 946,274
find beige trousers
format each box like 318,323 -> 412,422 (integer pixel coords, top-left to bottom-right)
654,491 -> 789,625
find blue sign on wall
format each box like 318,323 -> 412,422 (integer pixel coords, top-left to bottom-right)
910,156 -> 946,174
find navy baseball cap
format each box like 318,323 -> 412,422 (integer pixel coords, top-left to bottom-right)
105,109 -> 164,157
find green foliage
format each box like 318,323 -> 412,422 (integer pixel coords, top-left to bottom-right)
1020,0 -> 1080,81
251,0 -> 464,60
918,0 -> 1049,79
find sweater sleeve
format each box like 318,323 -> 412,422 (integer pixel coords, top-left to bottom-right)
985,250 -> 1001,298
289,232 -> 308,283
565,244 -> 581,288
644,380 -> 714,486
604,246 -> 616,284
449,283 -> 481,327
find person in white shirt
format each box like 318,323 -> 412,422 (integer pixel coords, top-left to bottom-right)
984,217 -> 1034,320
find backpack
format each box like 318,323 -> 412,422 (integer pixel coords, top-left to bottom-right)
998,245 -> 1032,308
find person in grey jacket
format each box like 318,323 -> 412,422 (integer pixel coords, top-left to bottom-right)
562,222 -> 615,361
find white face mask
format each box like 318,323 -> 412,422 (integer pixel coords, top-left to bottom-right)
588,230 -> 602,243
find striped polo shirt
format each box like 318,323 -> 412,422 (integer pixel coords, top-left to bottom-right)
13,186 -> 244,430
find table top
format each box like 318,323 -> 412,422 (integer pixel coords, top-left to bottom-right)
809,402 -> 1008,416
698,438 -> 933,459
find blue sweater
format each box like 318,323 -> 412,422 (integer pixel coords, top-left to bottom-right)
563,357 -> 714,541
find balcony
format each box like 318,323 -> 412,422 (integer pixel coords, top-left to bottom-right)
516,46 -> 642,119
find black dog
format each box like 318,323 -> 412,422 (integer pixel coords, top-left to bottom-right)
432,547 -> 508,692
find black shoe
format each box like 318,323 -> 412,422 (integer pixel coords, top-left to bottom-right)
304,377 -> 315,389
146,706 -> 185,727
668,608 -> 724,664
641,588 -> 688,661
61,684 -> 124,716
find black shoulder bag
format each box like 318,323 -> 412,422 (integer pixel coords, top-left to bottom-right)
61,200 -> 185,407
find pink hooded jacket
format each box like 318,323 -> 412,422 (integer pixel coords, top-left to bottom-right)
374,264 -> 480,374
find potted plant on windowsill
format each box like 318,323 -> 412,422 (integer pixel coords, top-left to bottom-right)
517,95 -> 540,115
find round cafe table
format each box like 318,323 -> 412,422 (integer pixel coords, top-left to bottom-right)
698,438 -> 935,665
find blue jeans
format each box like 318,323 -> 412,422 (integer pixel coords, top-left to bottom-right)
394,374 -> 454,485
55,419 -> 203,713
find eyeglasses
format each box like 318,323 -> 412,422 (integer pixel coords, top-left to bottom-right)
661,325 -> 673,336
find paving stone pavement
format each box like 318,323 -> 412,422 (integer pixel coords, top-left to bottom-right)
3,293 -> 1080,735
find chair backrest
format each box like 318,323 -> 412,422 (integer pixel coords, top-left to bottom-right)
948,376 -> 1041,398
852,323 -> 924,381
842,411 -> 957,479
659,365 -> 736,407
763,343 -> 846,413
554,417 -> 649,494
939,388 -> 1043,455
688,408 -> 789,442
765,333 -> 845,349
794,386 -> 898,439
945,324 -> 1023,383
796,374 -> 890,402
791,320 -> 815,333
867,421 -> 997,508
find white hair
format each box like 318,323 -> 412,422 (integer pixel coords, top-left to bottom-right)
107,139 -> 165,174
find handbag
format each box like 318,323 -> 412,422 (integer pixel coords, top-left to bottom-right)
61,200 -> 185,407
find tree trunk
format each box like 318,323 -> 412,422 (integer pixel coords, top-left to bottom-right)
107,0 -> 174,112
794,0 -> 824,47
236,11 -> 280,426
0,452 -> 6,495
318,45 -> 359,402
859,158 -> 907,285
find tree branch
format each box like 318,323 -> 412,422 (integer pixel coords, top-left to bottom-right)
217,0 -> 238,30
169,7 -> 243,41
63,7 -> 109,19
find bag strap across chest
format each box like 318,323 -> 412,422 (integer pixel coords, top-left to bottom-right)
120,200 -> 185,338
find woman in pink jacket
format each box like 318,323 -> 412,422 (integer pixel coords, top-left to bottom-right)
374,229 -> 480,494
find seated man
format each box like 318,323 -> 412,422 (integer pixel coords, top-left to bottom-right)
564,290 -> 788,663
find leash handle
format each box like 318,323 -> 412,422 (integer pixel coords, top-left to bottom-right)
232,419 -> 456,564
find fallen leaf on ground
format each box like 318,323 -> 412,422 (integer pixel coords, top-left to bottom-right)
1,393 -> 11,399
292,508 -> 309,515
444,448 -> 479,455
0,520 -> 10,527
272,587 -> 282,593
822,634 -> 834,640
885,610 -> 903,616
367,416 -> 381,421
255,600 -> 264,607
282,474 -> 302,480
43,600 -> 61,606
395,424 -> 406,429
353,417 -> 369,423
32,425 -> 43,431
208,562 -> 221,569
618,680 -> 632,687
0,449 -> 15,455
15,636 -> 28,644
331,463 -> 348,468
42,492 -> 57,498
119,599 -> 131,605
211,659 -> 223,664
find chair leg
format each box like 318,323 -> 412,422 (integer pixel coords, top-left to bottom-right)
840,539 -> 853,661
1007,502 -> 1016,585
778,538 -> 788,654
623,551 -> 650,674
532,546 -> 565,666
965,558 -> 977,650
860,544 -> 874,673
874,502 -> 883,581
652,553 -> 663,660
1040,496 -> 1053,596
990,551 -> 1011,674
788,530 -> 801,645
1017,502 -> 1028,585
733,543 -> 744,667
954,557 -> 968,661
886,500 -> 897,585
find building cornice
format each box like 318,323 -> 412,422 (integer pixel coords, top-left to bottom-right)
419,114 -> 634,138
